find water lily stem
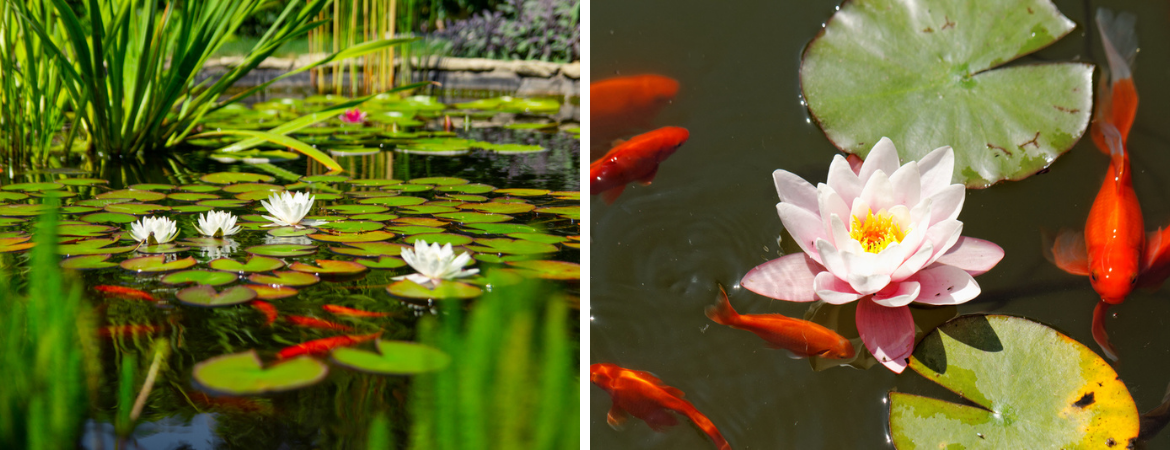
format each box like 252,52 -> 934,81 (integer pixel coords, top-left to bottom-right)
130,344 -> 167,422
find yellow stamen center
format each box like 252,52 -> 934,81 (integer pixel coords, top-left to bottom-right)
849,209 -> 905,253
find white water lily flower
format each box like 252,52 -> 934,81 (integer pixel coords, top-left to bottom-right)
260,191 -> 325,228
195,210 -> 241,237
128,216 -> 178,245
395,240 -> 479,287
742,138 -> 1004,373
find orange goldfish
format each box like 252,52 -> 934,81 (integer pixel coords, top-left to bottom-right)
93,285 -> 156,302
276,331 -> 382,359
322,304 -> 396,318
591,363 -> 730,450
590,126 -> 690,204
706,286 -> 854,358
253,300 -> 278,325
591,74 -> 680,158
285,315 -> 354,331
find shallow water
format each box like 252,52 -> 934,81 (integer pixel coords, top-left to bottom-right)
590,0 -> 1170,448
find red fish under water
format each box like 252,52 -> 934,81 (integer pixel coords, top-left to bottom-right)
706,286 -> 854,358
590,363 -> 731,450
276,331 -> 383,360
591,75 -> 680,158
93,285 -> 156,302
285,315 -> 355,331
253,300 -> 278,325
322,304 -> 396,318
590,126 -> 690,204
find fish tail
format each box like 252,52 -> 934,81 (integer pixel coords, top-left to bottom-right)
704,285 -> 739,326
1096,8 -> 1137,83
1092,8 -> 1139,152
1092,301 -> 1120,362
1098,123 -> 1128,183
679,407 -> 732,450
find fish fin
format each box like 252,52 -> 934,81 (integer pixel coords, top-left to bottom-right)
611,138 -> 627,147
1096,8 -> 1137,84
1092,9 -> 1139,148
601,185 -> 626,204
606,405 -> 630,429
704,285 -> 738,326
1045,229 -> 1090,276
1138,227 -> 1170,289
1092,301 -> 1120,362
679,407 -> 732,450
661,386 -> 686,398
638,165 -> 659,186
641,408 -> 680,431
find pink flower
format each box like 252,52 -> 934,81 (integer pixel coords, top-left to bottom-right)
741,138 -> 1003,373
340,108 -> 367,124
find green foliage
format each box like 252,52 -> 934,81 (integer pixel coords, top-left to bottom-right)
406,273 -> 578,450
432,0 -> 579,62
0,201 -> 97,449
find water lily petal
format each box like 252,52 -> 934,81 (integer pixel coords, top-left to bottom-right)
829,214 -> 863,255
888,160 -> 921,207
859,170 -> 896,213
777,203 -> 828,264
813,271 -> 863,304
818,185 -> 851,247
816,238 -> 850,281
856,297 -> 914,373
891,240 -> 933,282
926,184 -> 965,226
934,237 -> 1004,276
872,280 -> 921,307
826,155 -> 863,206
911,264 -> 981,305
858,137 -> 900,186
923,219 -> 964,266
843,256 -> 890,295
773,169 -> 819,213
741,253 -> 823,302
917,146 -> 955,200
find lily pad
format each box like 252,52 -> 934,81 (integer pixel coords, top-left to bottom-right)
179,184 -> 221,193
409,177 -> 468,186
434,212 -> 513,224
57,178 -> 109,187
170,205 -> 215,214
289,260 -> 369,275
323,204 -> 390,215
356,196 -> 426,207
317,221 -> 383,233
0,204 -> 50,217
460,202 -> 535,214
198,199 -> 249,209
494,188 -> 549,197
1,182 -> 63,192
404,233 -> 473,247
222,183 -> 284,193
329,242 -> 410,258
889,315 -> 1138,448
0,236 -> 35,253
331,340 -> 451,375
266,227 -> 316,237
386,225 -> 445,235
504,260 -> 580,280
302,175 -> 350,183
192,351 -> 328,396
57,224 -> 117,237
535,206 -> 579,219
385,279 -> 483,300
434,183 -> 495,194
356,257 -> 407,269
200,172 -> 275,184
161,270 -> 238,286
60,254 -> 118,270
0,192 -> 29,201
128,183 -> 174,191
250,285 -> 299,300
350,213 -> 399,222
177,285 -> 258,307
462,223 -> 539,234
246,244 -> 317,257
482,143 -> 547,154
58,238 -> 138,256
80,212 -> 138,224
136,244 -> 190,254
249,271 -> 320,287
307,231 -> 396,243
105,203 -> 171,215
349,179 -> 403,187
210,256 -> 286,273
382,184 -> 431,193
168,193 -> 219,202
507,232 -> 569,244
96,189 -> 167,202
399,205 -> 459,215
466,238 -> 558,255
120,255 -> 197,273
800,0 -> 1091,188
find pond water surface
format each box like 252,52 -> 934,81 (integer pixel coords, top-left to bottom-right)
591,0 -> 1170,448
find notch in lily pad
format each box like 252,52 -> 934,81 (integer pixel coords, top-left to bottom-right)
331,340 -> 451,375
192,350 -> 328,396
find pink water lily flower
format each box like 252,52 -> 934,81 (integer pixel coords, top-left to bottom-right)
741,138 -> 1004,373
340,108 -> 367,124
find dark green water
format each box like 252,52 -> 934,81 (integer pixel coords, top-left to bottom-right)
590,0 -> 1170,448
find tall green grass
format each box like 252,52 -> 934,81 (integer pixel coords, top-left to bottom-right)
398,275 -> 579,450
0,201 -> 98,449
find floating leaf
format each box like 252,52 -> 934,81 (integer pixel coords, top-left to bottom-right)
58,238 -> 138,256
405,233 -> 473,247
462,223 -> 539,234
460,202 -> 535,214
249,271 -> 320,287
1,182 -> 63,192
466,238 -> 558,255
551,191 -> 580,200
181,237 -> 232,248
192,351 -> 328,396
357,196 -> 427,207
434,184 -> 495,194
329,242 -> 410,258
57,178 -> 109,186
161,270 -> 239,286
61,254 -> 118,270
386,279 -> 482,300
250,285 -> 299,300
105,203 -> 171,215
317,221 -> 384,233
289,260 -> 369,275
323,204 -> 390,215
179,184 -> 221,193
800,0 -> 1090,187
79,212 -> 138,224
210,256 -> 286,274
120,255 -> 197,273
507,233 -> 569,244
200,172 -> 276,184
481,143 -> 547,154
96,189 -> 167,202
504,260 -> 580,280
399,205 -> 458,215
266,227 -> 316,237
127,183 -> 175,191
302,175 -> 350,183
171,205 -> 215,214
331,340 -> 451,375
535,206 -> 579,219
494,188 -> 549,197
246,244 -> 317,257
308,231 -> 396,243
350,179 -> 403,187
357,257 -> 407,269
168,193 -> 219,202
198,199 -> 249,209
57,224 -> 116,237
136,244 -> 191,254
889,315 -> 1138,448
0,192 -> 28,201
434,212 -> 513,224
350,213 -> 399,222
383,184 -> 431,193
386,225 -> 445,235
177,285 -> 258,307
409,177 -> 468,186
0,236 -> 35,253
0,204 -> 50,217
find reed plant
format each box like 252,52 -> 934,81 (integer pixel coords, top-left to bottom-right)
310,0 -> 400,96
402,274 -> 579,450
0,201 -> 98,449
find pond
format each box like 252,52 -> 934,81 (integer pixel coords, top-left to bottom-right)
0,91 -> 580,448
590,0 -> 1170,448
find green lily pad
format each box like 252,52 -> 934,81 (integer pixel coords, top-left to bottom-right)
57,178 -> 109,187
356,196 -> 426,207
434,212 -> 513,224
409,177 -> 468,186
120,255 -> 197,273
382,184 -> 431,193
356,257 -> 407,269
482,143 -> 547,154
1,182 -> 64,192
198,199 -> 249,209
350,179 -> 403,187
161,270 -> 238,286
222,183 -> 284,193
445,194 -> 488,202
57,224 -> 117,237
173,205 -> 217,214
266,227 -> 316,237
96,189 -> 167,202
249,271 -> 320,287
192,351 -> 328,396
210,256 -> 286,274
307,231 -> 396,243
329,242 -> 410,258
474,254 -> 543,263
0,217 -> 23,226
136,244 -> 190,254
535,206 -> 579,219
434,184 -> 495,194
105,203 -> 171,215
180,237 -> 232,248
80,212 -> 138,224
58,238 -> 138,256
323,204 -> 390,215
251,285 -> 299,300
801,0 -> 1091,188
76,198 -> 131,207
507,232 -> 569,244
503,122 -> 557,131
386,225 -> 445,235
350,213 -> 399,221
200,172 -> 276,184
404,233 -> 473,247
400,205 -> 459,215
289,260 -> 369,275
177,285 -> 258,307
396,218 -> 448,227
168,193 -> 219,202
246,244 -> 317,257
302,175 -> 350,183
60,206 -> 99,215
386,279 -> 482,300
466,238 -> 557,255
0,192 -> 29,201
494,188 -> 549,197
551,191 -> 580,201
889,315 -> 1138,448
462,223 -> 539,234
127,183 -> 174,191
235,190 -> 285,201
30,191 -> 77,199
317,221 -> 383,233
179,184 -> 221,193
460,202 -> 535,214
331,340 -> 451,375
0,204 -> 50,217
504,260 -> 580,280
61,254 -> 118,270
0,236 -> 34,253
